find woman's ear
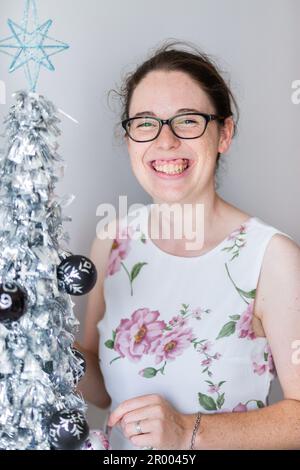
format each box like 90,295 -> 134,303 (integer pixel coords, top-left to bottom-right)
218,116 -> 235,154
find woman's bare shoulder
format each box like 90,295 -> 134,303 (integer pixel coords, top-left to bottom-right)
93,213 -> 128,264
82,218 -> 118,352
254,232 -> 300,322
263,232 -> 299,265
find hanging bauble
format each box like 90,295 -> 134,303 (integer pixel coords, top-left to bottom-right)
48,409 -> 89,450
57,255 -> 97,296
0,282 -> 27,322
58,249 -> 73,262
71,348 -> 86,384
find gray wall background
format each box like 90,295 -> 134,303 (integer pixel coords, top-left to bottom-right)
0,0 -> 299,430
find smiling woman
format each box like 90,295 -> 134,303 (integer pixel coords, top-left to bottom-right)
76,39 -> 300,450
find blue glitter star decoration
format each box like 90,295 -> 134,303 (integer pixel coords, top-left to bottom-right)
0,0 -> 69,92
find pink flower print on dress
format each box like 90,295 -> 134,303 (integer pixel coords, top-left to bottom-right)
198,380 -> 226,411
268,350 -> 276,374
197,341 -> 213,354
266,343 -> 275,374
105,223 -> 133,277
153,327 -> 194,365
236,301 -> 256,340
222,222 -> 248,261
192,307 -> 204,320
137,303 -> 211,379
232,399 -> 264,412
114,308 -> 166,362
107,302 -> 211,378
252,362 -> 267,375
252,342 -> 276,376
227,224 -> 247,240
192,339 -> 221,376
169,315 -> 188,328
201,357 -> 212,367
207,383 -> 221,394
232,402 -> 248,412
105,222 -> 148,295
192,307 -> 211,320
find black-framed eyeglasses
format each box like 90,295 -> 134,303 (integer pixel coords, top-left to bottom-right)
121,112 -> 226,143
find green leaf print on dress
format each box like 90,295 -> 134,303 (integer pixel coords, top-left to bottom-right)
225,263 -> 256,303
216,263 -> 256,339
198,382 -> 266,412
216,220 -> 255,339
216,259 -> 276,376
217,221 -> 258,340
120,261 -> 148,296
216,263 -> 257,340
198,381 -> 226,411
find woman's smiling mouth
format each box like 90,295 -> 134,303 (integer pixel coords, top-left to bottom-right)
148,158 -> 193,179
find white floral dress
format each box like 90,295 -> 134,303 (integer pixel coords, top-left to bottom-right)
97,203 -> 292,450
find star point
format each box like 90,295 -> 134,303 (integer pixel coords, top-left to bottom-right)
0,0 -> 69,92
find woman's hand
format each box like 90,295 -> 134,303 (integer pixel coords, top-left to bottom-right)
107,394 -> 193,449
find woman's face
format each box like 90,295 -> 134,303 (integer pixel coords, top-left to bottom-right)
126,70 -> 233,204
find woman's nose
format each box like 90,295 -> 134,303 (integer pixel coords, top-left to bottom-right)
154,123 -> 181,149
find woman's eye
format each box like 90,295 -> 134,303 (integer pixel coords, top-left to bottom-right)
177,119 -> 196,125
138,122 -> 153,128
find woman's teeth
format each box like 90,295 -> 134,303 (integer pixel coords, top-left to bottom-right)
151,158 -> 189,175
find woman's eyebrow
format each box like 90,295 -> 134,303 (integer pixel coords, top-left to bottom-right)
133,108 -> 201,118
133,111 -> 155,117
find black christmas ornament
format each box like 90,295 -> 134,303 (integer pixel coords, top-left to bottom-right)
58,249 -> 73,262
48,409 -> 89,450
57,255 -> 97,296
0,281 -> 27,322
71,348 -> 86,384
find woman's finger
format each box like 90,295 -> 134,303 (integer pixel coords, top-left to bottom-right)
122,418 -> 153,439
130,431 -> 154,449
121,404 -> 163,427
108,394 -> 161,426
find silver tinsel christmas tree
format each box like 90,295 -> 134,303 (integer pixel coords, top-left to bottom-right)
0,0 -> 101,451
0,90 -> 96,450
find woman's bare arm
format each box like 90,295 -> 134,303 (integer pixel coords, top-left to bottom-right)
191,234 -> 300,449
75,223 -> 116,409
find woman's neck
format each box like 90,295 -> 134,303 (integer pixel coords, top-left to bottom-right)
148,194 -> 225,253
